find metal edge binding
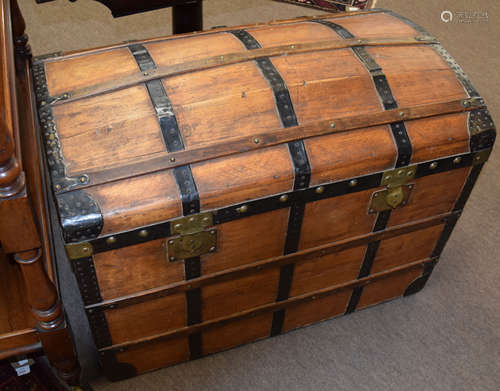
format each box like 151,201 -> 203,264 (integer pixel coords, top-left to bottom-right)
56,190 -> 103,243
31,62 -> 82,194
468,109 -> 496,152
403,258 -> 438,296
31,51 -> 63,65
71,256 -> 103,306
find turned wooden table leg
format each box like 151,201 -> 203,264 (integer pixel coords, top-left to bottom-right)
0,120 -> 24,198
10,0 -> 31,74
15,249 -> 80,385
172,0 -> 203,34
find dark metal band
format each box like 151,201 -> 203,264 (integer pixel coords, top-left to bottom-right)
313,19 -> 412,167
129,43 -> 203,359
72,256 -> 103,306
229,29 -> 311,336
314,19 -> 413,313
82,151 -> 479,254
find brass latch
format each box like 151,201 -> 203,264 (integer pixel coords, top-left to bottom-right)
369,166 -> 416,213
167,212 -> 217,262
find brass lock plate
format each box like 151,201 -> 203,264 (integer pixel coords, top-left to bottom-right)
369,184 -> 414,213
167,229 -> 217,262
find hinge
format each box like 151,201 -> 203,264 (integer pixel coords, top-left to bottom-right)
167,212 -> 217,262
369,165 -> 416,213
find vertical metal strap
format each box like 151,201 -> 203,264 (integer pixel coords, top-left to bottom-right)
229,30 -> 311,336
129,44 -> 202,359
312,20 -> 413,313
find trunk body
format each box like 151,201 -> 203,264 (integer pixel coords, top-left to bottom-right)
32,10 -> 495,381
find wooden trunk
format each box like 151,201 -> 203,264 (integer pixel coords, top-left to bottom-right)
32,10 -> 495,381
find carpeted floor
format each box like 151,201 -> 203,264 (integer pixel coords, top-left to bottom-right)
19,0 -> 500,390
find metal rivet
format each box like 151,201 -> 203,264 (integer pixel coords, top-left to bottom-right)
369,209 -> 375,213
55,184 -> 61,190
210,230 -> 216,235
397,169 -> 405,176
170,157 -> 176,162
349,179 -> 358,187
80,176 -> 87,183
82,246 -> 90,253
453,157 -> 462,164
254,138 -> 260,144
407,170 -> 414,177
429,162 -> 438,170
202,217 -> 211,224
189,217 -> 195,223
168,240 -> 175,245
475,155 -> 482,161
174,223 -> 183,230
220,55 -> 224,60
238,205 -> 248,213
106,236 -> 117,245
138,229 -> 149,238
358,39 -> 363,44
315,186 -> 324,194
209,246 -> 216,252
290,44 -> 295,49
143,72 -> 148,76
169,256 -> 176,262
280,195 -> 288,203
400,111 -> 405,117
330,122 -> 336,129
374,193 -> 379,198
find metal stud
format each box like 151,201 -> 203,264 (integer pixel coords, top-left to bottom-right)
429,162 -> 438,170
315,186 -> 325,194
280,194 -> 288,203
453,157 -> 462,164
349,179 -> 358,187
330,122 -> 336,129
170,157 -> 176,162
254,138 -> 260,144
138,229 -> 149,238
106,236 -> 117,245
238,205 -> 248,213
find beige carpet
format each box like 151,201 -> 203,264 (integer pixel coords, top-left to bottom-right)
19,0 -> 500,390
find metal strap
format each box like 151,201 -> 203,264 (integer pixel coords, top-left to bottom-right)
313,20 -> 414,314
229,29 -> 311,336
129,44 -> 203,359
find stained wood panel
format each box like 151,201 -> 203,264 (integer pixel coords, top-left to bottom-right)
299,189 -> 379,250
202,268 -> 279,321
115,337 -> 189,374
193,145 -> 294,211
271,50 -> 382,125
164,62 -> 280,148
54,85 -> 165,176
106,293 -> 186,344
371,225 -> 444,274
146,33 -> 244,68
366,45 -> 467,107
290,246 -> 367,297
331,13 -> 417,37
247,21 -> 340,47
87,170 -> 181,236
388,168 -> 470,227
201,209 -> 289,274
306,125 -> 397,186
357,266 -> 424,309
45,48 -> 138,97
283,291 -> 352,332
407,113 -> 470,164
202,313 -> 273,355
94,239 -> 185,299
